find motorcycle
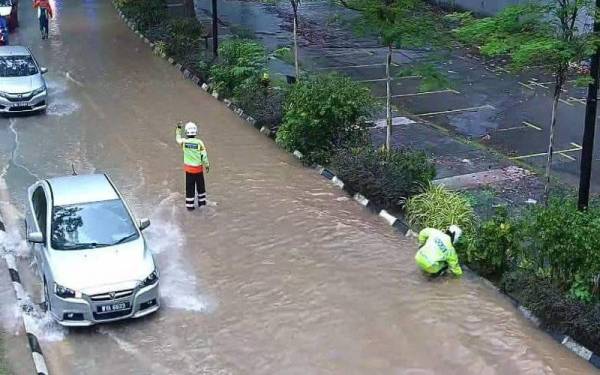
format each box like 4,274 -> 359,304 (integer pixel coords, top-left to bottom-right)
0,29 -> 7,46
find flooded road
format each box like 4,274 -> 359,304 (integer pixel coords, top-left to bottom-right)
0,1 -> 597,374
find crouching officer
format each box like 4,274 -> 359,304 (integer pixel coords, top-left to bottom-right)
176,122 -> 210,210
415,225 -> 463,277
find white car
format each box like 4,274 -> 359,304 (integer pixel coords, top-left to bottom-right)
25,174 -> 160,326
0,46 -> 48,114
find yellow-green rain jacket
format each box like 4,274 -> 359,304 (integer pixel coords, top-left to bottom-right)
175,128 -> 209,171
415,228 -> 463,276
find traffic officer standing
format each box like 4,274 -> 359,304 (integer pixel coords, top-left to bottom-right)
176,121 -> 210,210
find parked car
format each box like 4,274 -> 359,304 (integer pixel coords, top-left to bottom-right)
0,46 -> 47,114
25,174 -> 160,327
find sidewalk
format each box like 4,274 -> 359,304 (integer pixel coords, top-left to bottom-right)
194,0 -> 555,213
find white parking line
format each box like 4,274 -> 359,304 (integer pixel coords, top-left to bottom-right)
518,82 -> 536,90
495,121 -> 542,133
386,89 -> 460,98
523,121 -> 542,131
318,62 -> 399,70
416,105 -> 495,117
559,98 -> 574,106
325,50 -> 372,57
568,97 -> 587,105
358,75 -> 421,82
510,143 -> 582,160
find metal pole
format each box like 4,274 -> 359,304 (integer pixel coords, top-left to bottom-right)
212,0 -> 218,56
578,1 -> 600,210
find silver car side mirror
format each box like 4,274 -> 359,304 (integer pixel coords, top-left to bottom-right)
27,231 -> 44,243
40,67 -> 48,74
139,218 -> 151,231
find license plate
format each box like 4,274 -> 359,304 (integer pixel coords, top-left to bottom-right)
12,102 -> 28,107
98,302 -> 129,313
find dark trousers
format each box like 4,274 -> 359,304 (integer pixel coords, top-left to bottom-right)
39,13 -> 48,38
185,172 -> 206,208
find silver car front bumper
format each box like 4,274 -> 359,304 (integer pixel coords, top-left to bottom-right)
0,91 -> 47,113
49,282 -> 160,327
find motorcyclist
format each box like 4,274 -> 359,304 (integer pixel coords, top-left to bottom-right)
175,122 -> 210,211
0,15 -> 8,45
415,225 -> 463,277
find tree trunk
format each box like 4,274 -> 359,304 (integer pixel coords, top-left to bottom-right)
182,0 -> 195,18
212,0 -> 218,56
385,44 -> 393,151
544,73 -> 565,205
578,0 -> 600,211
293,9 -> 300,80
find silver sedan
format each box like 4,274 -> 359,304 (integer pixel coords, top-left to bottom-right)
0,46 -> 47,114
25,174 -> 160,327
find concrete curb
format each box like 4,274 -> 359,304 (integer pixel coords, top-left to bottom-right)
0,224 -> 49,374
112,3 -> 600,368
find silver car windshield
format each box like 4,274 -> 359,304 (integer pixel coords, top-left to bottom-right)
51,199 -> 139,250
0,56 -> 38,77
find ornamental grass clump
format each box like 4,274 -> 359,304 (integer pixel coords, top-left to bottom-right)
405,183 -> 475,232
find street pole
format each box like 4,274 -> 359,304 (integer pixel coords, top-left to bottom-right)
212,0 -> 218,56
578,1 -> 600,210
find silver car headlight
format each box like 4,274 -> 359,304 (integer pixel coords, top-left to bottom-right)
0,91 -> 8,99
31,86 -> 46,96
54,283 -> 76,299
140,270 -> 159,287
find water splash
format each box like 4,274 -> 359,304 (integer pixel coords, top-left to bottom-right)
45,78 -> 80,117
46,101 -> 80,117
0,229 -> 30,259
145,193 -> 215,313
22,308 -> 67,342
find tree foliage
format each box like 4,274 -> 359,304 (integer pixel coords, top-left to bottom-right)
453,3 -> 596,72
340,0 -> 446,49
453,0 -> 599,203
276,74 -> 374,164
210,39 -> 267,97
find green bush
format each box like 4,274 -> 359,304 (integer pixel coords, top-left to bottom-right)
164,18 -> 204,60
460,206 -> 516,277
330,147 -> 435,209
166,18 -> 204,38
209,39 -> 267,98
276,74 -> 374,165
518,197 -> 600,296
120,0 -> 166,31
191,55 -> 214,80
405,184 -> 475,232
233,79 -> 285,129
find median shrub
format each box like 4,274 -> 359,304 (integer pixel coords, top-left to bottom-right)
233,79 -> 285,130
210,39 -> 267,98
330,147 -> 435,209
405,184 -> 475,232
517,197 -> 600,299
164,18 -> 204,62
460,206 -> 517,278
276,74 -> 375,165
119,0 -> 166,31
